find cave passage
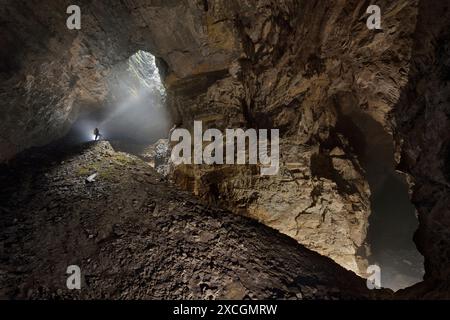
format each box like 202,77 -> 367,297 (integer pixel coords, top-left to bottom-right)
66,51 -> 172,153
352,112 -> 425,291
367,170 -> 424,291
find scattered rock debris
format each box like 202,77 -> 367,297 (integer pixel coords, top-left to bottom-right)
0,141 -> 388,299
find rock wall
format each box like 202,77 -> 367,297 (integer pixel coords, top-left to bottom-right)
0,0 -> 240,161
168,0 -> 418,275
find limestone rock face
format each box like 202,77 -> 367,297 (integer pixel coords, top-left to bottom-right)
169,0 -> 419,275
0,0 -> 449,295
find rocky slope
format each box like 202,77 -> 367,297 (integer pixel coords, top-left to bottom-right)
0,0 -> 449,296
0,141 -> 381,299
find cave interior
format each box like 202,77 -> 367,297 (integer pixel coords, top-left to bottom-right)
0,0 -> 449,299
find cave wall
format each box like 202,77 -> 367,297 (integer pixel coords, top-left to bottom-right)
169,0 -> 419,275
393,0 -> 450,297
0,0 -> 449,293
0,0 -> 240,161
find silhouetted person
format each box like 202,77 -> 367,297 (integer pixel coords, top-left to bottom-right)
94,128 -> 101,141
168,123 -> 177,140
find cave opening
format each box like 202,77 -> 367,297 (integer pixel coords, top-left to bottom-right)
362,125 -> 424,291
337,103 -> 424,291
66,50 -> 172,154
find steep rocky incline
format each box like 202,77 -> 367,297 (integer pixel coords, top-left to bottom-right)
0,141 -> 381,299
0,0 -> 449,297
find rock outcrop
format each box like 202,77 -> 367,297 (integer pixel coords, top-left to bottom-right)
393,0 -> 450,298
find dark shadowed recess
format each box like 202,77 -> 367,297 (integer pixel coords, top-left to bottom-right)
335,95 -> 424,291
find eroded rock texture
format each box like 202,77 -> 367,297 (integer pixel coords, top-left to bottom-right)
0,0 -> 449,297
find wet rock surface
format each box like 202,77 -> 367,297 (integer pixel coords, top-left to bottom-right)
0,141 -> 380,299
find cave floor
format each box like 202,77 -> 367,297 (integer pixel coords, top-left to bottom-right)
0,141 -> 386,299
